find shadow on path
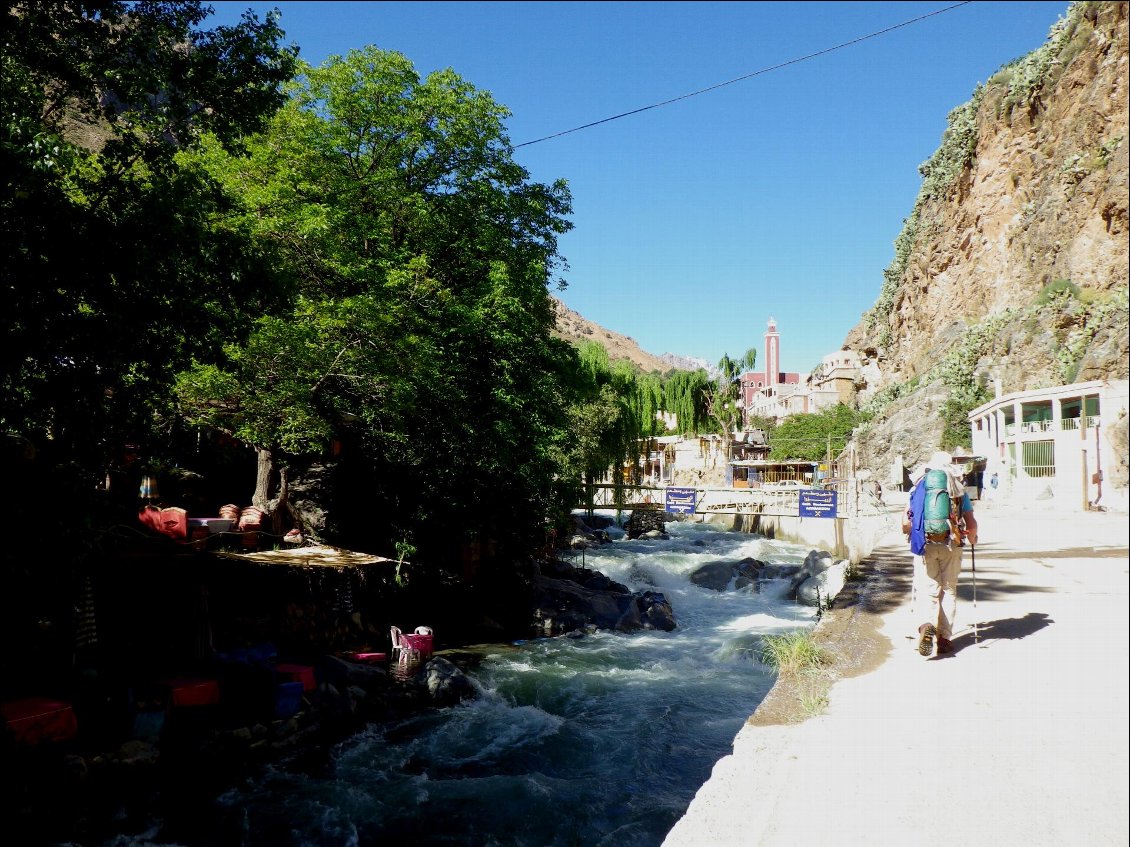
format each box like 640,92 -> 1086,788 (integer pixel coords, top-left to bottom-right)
971,545 -> 1129,560
856,545 -> 1057,618
945,612 -> 1052,654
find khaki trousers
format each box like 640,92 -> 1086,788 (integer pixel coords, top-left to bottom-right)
912,541 -> 963,640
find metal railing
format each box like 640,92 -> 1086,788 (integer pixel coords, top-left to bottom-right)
1021,440 -> 1056,478
580,483 -> 865,518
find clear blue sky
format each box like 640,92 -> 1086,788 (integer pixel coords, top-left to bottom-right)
208,1 -> 1070,374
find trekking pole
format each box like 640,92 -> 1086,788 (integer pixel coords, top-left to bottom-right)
970,543 -> 980,645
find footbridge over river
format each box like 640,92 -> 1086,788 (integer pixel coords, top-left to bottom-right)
581,483 -> 867,519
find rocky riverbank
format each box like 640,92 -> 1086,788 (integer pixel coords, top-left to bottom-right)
3,649 -> 481,846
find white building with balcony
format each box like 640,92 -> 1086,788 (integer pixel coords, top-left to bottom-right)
968,379 -> 1128,511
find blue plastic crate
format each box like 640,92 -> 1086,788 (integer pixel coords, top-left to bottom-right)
274,681 -> 304,718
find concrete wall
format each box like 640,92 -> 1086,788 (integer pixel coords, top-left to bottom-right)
712,510 -> 900,564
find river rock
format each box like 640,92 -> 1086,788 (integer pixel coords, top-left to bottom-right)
796,562 -> 849,607
531,575 -> 672,635
582,514 -> 617,530
424,657 -> 476,706
569,534 -> 601,549
112,739 -> 160,767
637,591 -> 676,631
689,561 -> 736,591
789,550 -> 837,592
691,558 -> 770,592
733,558 -> 768,590
756,564 -> 801,581
321,654 -> 389,693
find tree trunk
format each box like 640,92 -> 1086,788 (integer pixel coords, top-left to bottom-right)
252,447 -> 274,509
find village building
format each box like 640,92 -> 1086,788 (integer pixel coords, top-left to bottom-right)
743,346 -> 862,422
968,378 -> 1128,512
803,349 -> 862,411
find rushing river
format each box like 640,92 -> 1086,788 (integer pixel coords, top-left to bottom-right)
116,514 -> 818,847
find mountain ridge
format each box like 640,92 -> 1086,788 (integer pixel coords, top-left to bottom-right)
550,296 -> 708,374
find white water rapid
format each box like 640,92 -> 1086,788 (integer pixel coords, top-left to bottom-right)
134,514 -> 822,847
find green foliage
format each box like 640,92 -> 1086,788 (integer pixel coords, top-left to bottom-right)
918,93 -> 986,203
562,343 -> 669,497
1035,279 -> 1080,305
1053,285 -> 1128,384
864,85 -> 984,346
769,404 -> 860,462
708,349 -> 757,438
1095,135 -> 1124,169
662,369 -> 713,435
863,281 -> 1128,448
394,539 -> 416,587
991,6 -> 1083,120
745,414 -> 778,436
179,45 -> 577,558
0,2 -> 300,663
1,1 -> 297,480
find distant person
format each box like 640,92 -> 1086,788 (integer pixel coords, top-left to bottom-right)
902,451 -> 979,657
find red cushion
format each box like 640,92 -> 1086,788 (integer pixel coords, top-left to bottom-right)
158,677 -> 220,707
1,697 -> 78,746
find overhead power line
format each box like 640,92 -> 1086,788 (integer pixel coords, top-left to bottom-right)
514,1 -> 974,149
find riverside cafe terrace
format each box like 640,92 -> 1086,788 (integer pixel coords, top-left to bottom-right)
729,460 -> 820,488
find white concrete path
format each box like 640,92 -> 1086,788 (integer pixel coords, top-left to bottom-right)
664,502 -> 1130,847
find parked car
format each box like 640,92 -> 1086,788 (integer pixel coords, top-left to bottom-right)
761,479 -> 811,492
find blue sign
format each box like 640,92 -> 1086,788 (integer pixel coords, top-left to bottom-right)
799,489 -> 837,518
665,487 -> 697,515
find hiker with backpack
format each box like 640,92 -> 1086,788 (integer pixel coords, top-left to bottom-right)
902,450 -> 979,657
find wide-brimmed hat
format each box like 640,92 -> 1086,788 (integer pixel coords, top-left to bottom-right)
925,450 -> 954,470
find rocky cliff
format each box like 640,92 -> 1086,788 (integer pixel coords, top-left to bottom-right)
844,1 -> 1128,474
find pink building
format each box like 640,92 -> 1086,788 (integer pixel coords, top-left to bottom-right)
739,317 -> 800,410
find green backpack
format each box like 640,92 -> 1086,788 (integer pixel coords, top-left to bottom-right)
923,469 -> 954,537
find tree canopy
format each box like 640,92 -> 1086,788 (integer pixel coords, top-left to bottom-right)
2,1 -> 297,477
4,3 -> 836,577
175,46 -> 576,560
768,404 -> 861,463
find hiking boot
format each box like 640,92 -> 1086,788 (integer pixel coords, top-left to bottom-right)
917,624 -> 936,657
936,637 -> 954,654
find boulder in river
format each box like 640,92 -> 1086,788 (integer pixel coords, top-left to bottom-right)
690,557 -> 774,592
530,575 -> 676,635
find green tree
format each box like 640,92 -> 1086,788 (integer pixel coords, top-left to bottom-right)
706,348 -> 757,465
177,47 -> 575,561
662,369 -> 712,435
769,404 -> 860,463
0,1 -> 296,689
2,1 -> 297,480
561,342 -> 668,508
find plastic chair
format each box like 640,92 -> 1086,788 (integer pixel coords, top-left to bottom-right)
390,626 -> 434,665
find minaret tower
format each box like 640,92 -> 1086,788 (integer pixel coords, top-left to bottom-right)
765,317 -> 780,389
